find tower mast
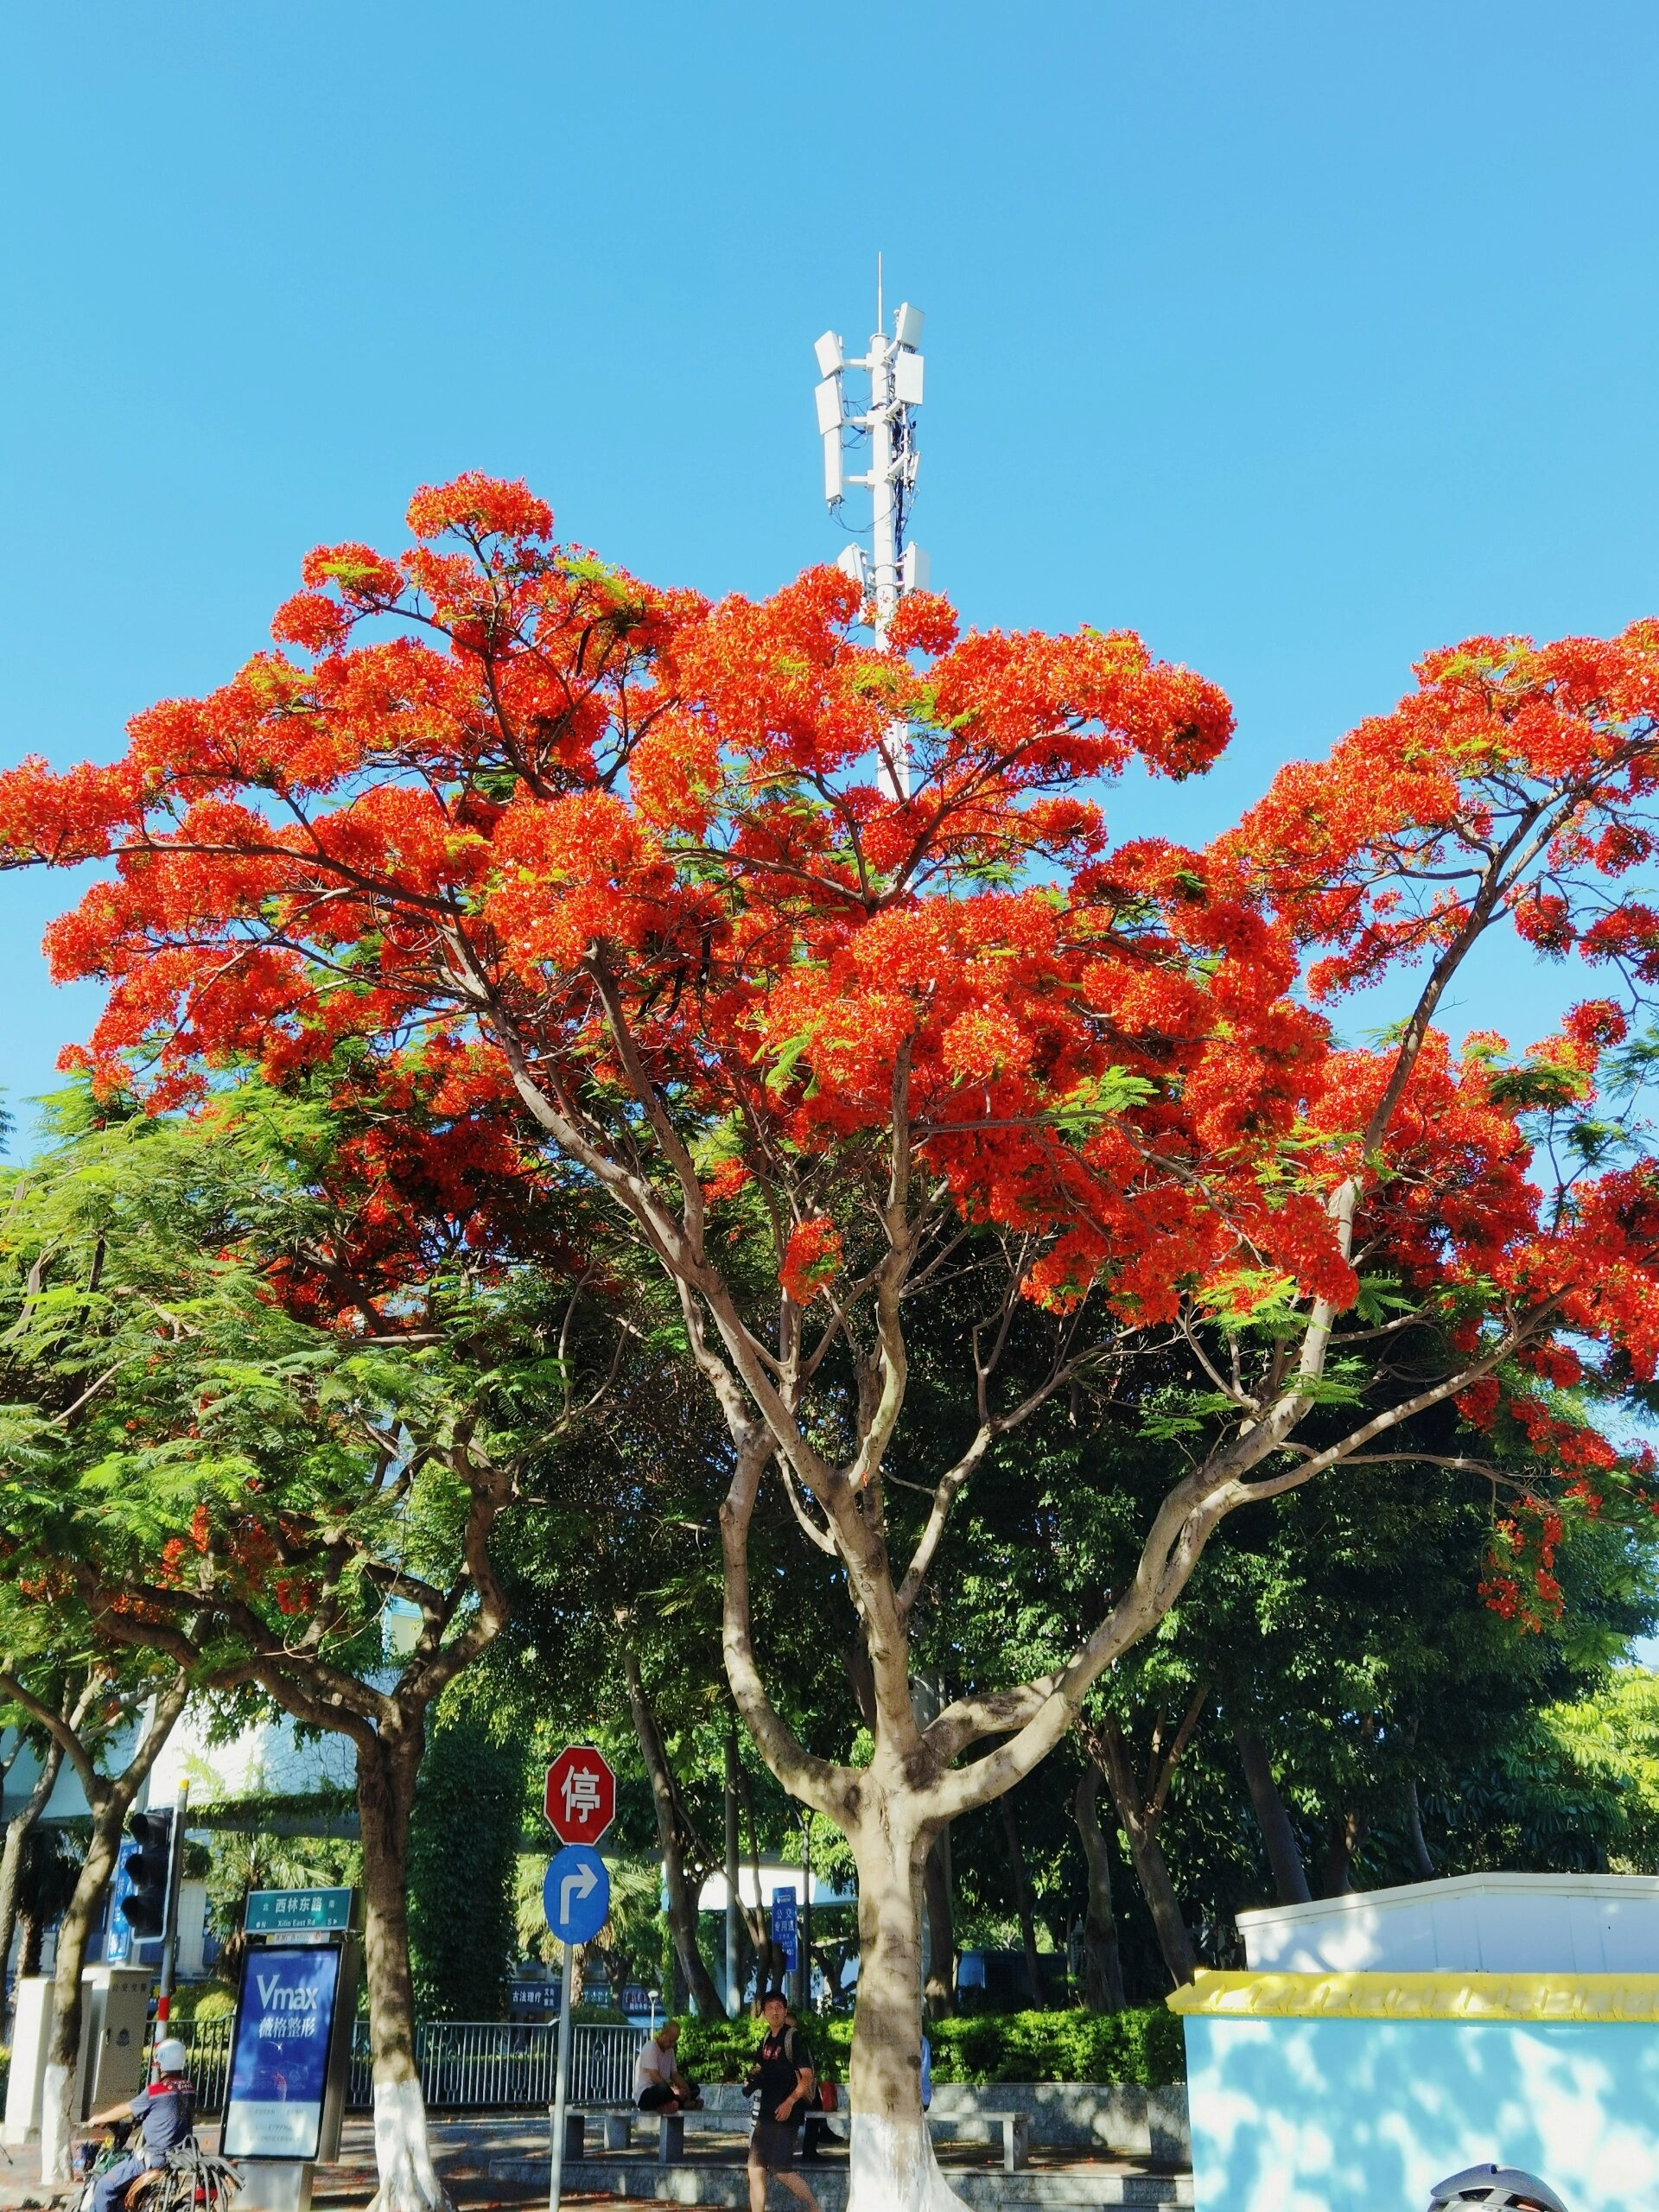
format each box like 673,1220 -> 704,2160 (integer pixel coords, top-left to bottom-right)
812,273 -> 928,792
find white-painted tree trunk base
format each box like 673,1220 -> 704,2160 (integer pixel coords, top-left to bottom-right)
847,2113 -> 972,2212
366,2078 -> 451,2212
39,2059 -> 73,2184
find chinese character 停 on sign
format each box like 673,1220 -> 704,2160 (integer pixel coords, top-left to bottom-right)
562,1764 -> 602,1827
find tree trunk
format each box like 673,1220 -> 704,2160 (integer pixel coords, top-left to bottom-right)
18,1909 -> 42,1977
1071,1770 -> 1126,2013
358,1728 -> 448,2212
39,1798 -> 124,2180
921,1831 -> 956,2018
622,1649 -> 724,2018
1321,1808 -> 1366,1897
1090,1727 -> 1199,1989
907,1672 -> 955,2017
1122,1815 -> 1198,1987
733,1751 -> 777,2010
997,1794 -> 1046,2007
39,1678 -> 188,2184
847,1817 -> 970,2212
1404,1778 -> 1435,1880
0,1738 -> 64,2020
1235,1726 -> 1312,1905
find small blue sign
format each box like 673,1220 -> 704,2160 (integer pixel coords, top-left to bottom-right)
105,1840 -> 137,1963
771,1885 -> 798,1971
543,1845 -> 610,1947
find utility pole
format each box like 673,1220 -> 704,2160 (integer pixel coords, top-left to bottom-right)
724,1727 -> 741,2018
799,1810 -> 813,2014
813,261 -> 928,794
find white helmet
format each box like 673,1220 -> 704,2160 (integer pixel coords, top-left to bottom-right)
1430,2168 -> 1569,2212
154,2038 -> 188,2076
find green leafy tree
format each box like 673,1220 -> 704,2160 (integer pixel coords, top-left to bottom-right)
0,1081 -> 621,2208
899,1292 -> 1659,1993
0,1675 -> 84,2025
493,1312 -> 862,2019
1538,1668 -> 1659,1868
0,1620 -> 192,2179
407,1689 -> 525,2019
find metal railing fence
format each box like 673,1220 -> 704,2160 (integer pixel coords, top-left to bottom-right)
168,2015 -> 233,2113
158,2015 -> 642,2114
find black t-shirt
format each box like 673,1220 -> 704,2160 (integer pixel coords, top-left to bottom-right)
750,2027 -> 813,2118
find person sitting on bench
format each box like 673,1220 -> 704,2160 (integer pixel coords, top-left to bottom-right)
634,2018 -> 703,2113
84,2039 -> 195,2212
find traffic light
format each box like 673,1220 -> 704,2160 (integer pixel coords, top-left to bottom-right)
122,1808 -> 174,1939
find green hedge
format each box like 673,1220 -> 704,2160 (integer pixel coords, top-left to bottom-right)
678,2006 -> 1184,2086
169,1985 -> 235,2024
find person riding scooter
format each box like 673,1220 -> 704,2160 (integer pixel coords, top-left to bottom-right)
82,2039 -> 196,2212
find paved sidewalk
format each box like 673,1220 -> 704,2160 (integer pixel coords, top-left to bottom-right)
0,2116 -> 563,2212
0,2114 -> 1192,2212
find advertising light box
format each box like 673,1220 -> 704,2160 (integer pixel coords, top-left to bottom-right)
223,1945 -> 342,2161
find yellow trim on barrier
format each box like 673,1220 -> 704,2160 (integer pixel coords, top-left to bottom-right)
1166,1971 -> 1659,2023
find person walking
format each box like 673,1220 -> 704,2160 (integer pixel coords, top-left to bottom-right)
744,1990 -> 816,2212
633,2018 -> 704,2114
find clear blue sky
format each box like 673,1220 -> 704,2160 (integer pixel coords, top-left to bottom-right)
4,0 -> 1658,1143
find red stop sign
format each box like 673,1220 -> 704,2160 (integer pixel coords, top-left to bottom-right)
544,1745 -> 616,1844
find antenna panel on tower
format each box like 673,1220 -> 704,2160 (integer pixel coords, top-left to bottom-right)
893,302 -> 925,350
813,377 -> 842,436
822,430 -> 843,505
893,353 -> 925,408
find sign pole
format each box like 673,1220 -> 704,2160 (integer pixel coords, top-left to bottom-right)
549,1940 -> 574,2212
541,1742 -> 615,2212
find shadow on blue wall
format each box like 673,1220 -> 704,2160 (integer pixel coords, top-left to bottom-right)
1186,2018 -> 1659,2212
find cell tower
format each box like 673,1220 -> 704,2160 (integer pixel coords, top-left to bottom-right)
812,268 -> 929,659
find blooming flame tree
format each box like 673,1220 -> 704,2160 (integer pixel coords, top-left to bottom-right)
9,476 -> 1659,2212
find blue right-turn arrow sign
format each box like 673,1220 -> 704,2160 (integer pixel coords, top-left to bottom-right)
543,1843 -> 611,1947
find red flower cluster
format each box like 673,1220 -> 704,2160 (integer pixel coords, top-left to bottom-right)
780,1217 -> 843,1304
7,479 -> 1659,1579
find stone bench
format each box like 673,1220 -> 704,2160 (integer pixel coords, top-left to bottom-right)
555,2098 -> 1027,2172
550,2102 -> 637,2158
550,2101 -> 752,2163
927,2109 -> 1030,2172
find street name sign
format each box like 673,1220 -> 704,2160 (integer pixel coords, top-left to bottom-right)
245,1887 -> 355,1935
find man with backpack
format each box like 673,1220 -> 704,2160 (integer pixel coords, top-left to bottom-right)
744,1990 -> 817,2210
